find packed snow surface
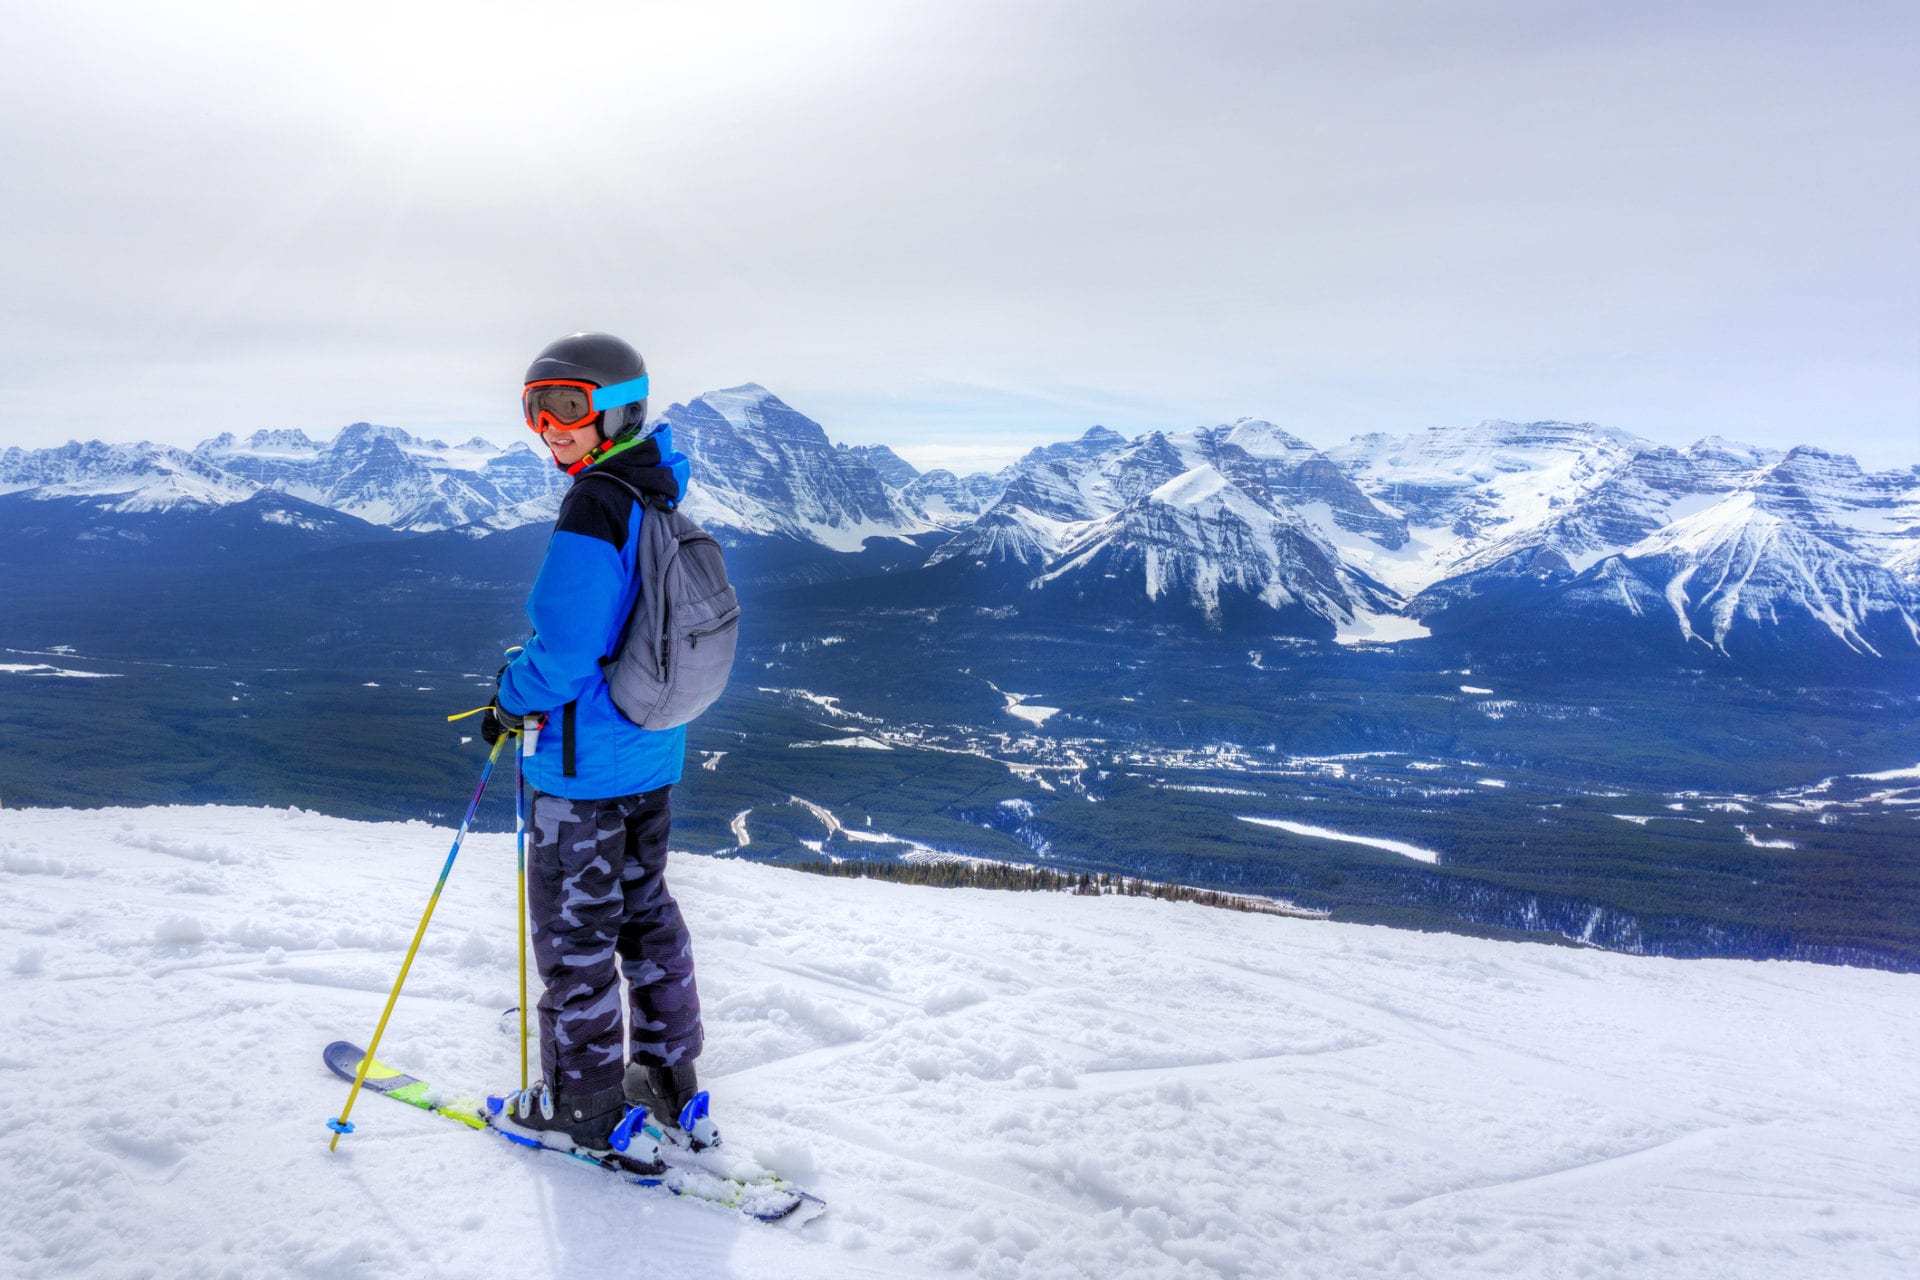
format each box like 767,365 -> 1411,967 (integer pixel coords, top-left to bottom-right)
3,805 -> 1917,1279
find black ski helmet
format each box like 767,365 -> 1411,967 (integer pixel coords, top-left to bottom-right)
524,332 -> 650,442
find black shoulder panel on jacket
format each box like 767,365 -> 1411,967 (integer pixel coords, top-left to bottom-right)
555,479 -> 632,550
555,436 -> 679,549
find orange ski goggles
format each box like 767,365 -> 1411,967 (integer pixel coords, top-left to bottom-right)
522,375 -> 649,434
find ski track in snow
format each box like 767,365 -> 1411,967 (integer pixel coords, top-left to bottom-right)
2,805 -> 1916,1279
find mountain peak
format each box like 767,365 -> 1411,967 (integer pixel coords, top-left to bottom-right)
1779,443 -> 1854,467
842,443 -> 921,487
1464,417 -> 1638,444
689,384 -> 795,433
1225,418 -> 1320,459
704,383 -> 776,407
332,422 -> 418,450
244,428 -> 318,452
1015,425 -> 1133,471
1690,434 -> 1764,456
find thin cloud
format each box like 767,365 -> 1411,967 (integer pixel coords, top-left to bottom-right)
0,2 -> 1913,468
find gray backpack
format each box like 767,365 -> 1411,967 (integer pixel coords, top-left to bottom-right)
584,473 -> 740,730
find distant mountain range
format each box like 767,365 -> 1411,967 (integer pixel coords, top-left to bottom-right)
5,385 -> 1916,661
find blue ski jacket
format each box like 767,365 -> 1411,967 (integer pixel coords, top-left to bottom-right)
497,428 -> 693,799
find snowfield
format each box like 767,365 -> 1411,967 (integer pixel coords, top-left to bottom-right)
1236,817 -> 1442,864
2,805 -> 1916,1280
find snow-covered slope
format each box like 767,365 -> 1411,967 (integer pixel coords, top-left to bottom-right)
1326,420 -> 1652,595
2,804 -> 1915,1279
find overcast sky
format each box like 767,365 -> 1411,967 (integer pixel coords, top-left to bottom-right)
2,1 -> 1914,472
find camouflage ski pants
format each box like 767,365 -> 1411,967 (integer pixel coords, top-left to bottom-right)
527,786 -> 703,1097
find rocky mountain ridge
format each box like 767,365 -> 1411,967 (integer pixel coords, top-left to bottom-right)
7,389 -> 1916,658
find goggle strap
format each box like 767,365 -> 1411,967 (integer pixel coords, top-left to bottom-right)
590,375 -> 649,412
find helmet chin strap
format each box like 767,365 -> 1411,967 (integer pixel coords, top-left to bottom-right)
553,419 -> 610,475
561,408 -> 655,475
565,439 -> 611,475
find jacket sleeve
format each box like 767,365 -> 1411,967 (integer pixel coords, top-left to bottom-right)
496,522 -> 633,715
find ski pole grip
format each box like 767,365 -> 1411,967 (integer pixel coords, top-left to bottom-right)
523,713 -> 546,756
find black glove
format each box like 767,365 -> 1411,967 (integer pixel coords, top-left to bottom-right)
481,700 -> 524,746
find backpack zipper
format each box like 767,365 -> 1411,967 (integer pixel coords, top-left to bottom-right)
686,611 -> 739,650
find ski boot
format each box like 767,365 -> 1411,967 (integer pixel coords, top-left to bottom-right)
486,1081 -> 665,1175
623,1061 -> 721,1151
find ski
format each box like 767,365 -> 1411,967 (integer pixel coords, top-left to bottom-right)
322,1041 -> 824,1224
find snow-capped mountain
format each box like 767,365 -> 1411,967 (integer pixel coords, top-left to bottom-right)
838,442 -> 920,489
1033,463 -> 1404,633
0,440 -> 260,513
1324,419 -> 1653,596
195,425 -> 562,531
924,427 -> 1147,568
661,385 -> 938,551
1,426 -> 564,532
899,468 -> 1006,527
1395,432 -> 1920,658
926,425 -> 1407,637
1602,492 -> 1918,656
1747,447 -> 1920,567
7,391 -> 1914,659
1207,418 -> 1410,552
1448,441 -> 1740,578
1431,490 -> 1920,660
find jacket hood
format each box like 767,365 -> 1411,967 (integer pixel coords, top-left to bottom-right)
574,424 -> 691,507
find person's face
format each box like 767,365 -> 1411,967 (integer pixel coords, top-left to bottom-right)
543,418 -> 604,468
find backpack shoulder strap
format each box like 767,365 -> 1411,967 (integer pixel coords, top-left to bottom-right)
579,470 -> 672,669
577,468 -> 674,512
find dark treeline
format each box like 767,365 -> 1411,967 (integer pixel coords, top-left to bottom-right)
790,859 -> 1313,917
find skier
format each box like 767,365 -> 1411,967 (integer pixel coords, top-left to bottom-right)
481,332 -> 714,1161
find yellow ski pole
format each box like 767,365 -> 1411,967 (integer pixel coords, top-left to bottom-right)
516,732 -> 530,1094
328,735 -> 508,1151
